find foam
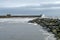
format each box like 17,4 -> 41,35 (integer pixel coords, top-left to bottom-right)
33,23 -> 38,25
0,18 -> 56,40
0,18 -> 34,23
28,23 -> 33,24
39,27 -> 56,40
28,22 -> 56,40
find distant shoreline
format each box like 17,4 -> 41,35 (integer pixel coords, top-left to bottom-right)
0,15 -> 41,18
0,14 -> 42,18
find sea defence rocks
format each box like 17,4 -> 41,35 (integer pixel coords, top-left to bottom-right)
28,18 -> 60,40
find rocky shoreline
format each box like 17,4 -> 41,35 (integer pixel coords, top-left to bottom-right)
28,18 -> 60,40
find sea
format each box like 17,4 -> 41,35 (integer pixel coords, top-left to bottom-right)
0,4 -> 59,40
0,18 -> 56,40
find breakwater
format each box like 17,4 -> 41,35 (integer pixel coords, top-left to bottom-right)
0,14 -> 41,18
28,18 -> 60,40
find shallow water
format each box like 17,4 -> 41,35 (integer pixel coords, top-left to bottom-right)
0,18 -> 56,40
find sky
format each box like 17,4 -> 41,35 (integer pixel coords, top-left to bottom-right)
0,0 -> 60,8
0,0 -> 60,16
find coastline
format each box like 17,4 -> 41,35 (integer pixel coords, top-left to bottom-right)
28,18 -> 60,40
0,17 -> 57,40
28,22 -> 56,40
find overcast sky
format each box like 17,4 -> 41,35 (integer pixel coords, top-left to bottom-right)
0,0 -> 60,7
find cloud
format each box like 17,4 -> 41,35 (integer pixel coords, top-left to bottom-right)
0,2 -> 41,8
0,0 -> 60,7
32,7 -> 60,10
39,1 -> 60,5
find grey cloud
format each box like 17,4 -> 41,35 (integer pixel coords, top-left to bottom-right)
0,0 -> 60,7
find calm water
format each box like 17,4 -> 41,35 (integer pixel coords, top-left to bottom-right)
0,18 -> 56,40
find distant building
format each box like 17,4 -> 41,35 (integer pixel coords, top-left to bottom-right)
6,14 -> 11,17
